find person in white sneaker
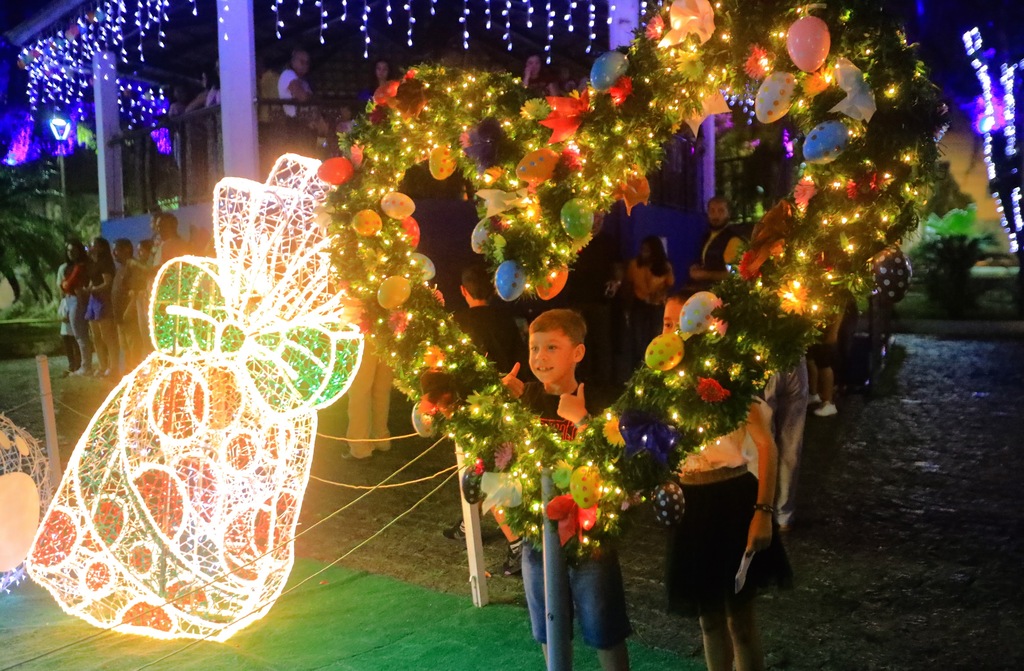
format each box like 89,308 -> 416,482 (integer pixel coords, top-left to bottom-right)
807,317 -> 842,417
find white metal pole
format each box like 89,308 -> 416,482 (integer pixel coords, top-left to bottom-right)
35,355 -> 62,493
216,0 -> 261,180
455,445 -> 489,607
92,51 -> 123,220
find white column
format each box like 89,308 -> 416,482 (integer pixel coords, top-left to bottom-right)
216,0 -> 260,180
701,115 -> 717,207
92,51 -> 123,220
609,0 -> 641,50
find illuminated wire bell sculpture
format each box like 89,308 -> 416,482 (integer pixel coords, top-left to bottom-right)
0,415 -> 53,593
27,155 -> 364,640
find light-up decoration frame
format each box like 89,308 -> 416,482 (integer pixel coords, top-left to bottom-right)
0,416 -> 53,594
27,154 -> 364,641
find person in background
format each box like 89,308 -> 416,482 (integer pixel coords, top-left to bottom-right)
62,240 -> 93,376
345,345 -> 393,459
764,359 -> 809,532
626,235 -> 674,365
257,55 -> 280,123
502,309 -> 631,671
152,212 -> 189,267
131,239 -> 156,359
689,196 -> 743,291
85,237 -> 119,378
443,263 -> 528,573
807,317 -> 842,417
56,243 -> 83,376
523,54 -> 558,96
359,59 -> 392,103
185,67 -> 220,113
278,48 -> 326,153
336,104 -> 356,136
112,239 -> 140,372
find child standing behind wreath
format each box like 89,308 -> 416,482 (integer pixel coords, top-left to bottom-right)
502,309 -> 631,670
661,303 -> 791,671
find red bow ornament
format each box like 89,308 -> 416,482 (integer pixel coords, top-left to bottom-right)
546,494 -> 598,546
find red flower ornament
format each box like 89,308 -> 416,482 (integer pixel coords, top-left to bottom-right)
697,377 -> 731,403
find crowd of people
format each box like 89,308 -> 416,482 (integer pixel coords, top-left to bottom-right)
55,212 -> 191,379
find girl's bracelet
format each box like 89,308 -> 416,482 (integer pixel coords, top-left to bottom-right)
752,502 -> 775,515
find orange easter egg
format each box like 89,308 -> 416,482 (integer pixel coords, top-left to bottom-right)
516,149 -> 560,186
536,266 -> 569,300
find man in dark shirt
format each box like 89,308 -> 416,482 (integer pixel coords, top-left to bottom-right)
452,263 -> 527,376
688,196 -> 743,291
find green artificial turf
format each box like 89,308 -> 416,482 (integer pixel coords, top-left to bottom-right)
0,559 -> 695,671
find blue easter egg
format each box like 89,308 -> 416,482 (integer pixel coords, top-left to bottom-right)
471,220 -> 489,254
591,52 -> 629,91
410,253 -> 436,281
803,120 -> 849,164
495,260 -> 525,301
411,402 -> 435,437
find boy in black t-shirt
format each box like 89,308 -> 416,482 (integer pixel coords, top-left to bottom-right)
501,309 -> 631,671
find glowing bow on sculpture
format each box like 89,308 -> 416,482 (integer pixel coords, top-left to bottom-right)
27,155 -> 363,641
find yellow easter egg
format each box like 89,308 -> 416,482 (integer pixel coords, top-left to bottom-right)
352,209 -> 382,236
569,466 -> 602,509
515,148 -> 560,186
644,332 -> 684,371
381,191 -> 416,219
377,275 -> 412,309
429,146 -> 457,180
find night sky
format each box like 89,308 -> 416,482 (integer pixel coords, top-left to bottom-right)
1,1 -> 1022,105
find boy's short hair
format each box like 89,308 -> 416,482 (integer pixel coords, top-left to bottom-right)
529,309 -> 587,345
114,238 -> 134,255
138,239 -> 154,252
461,263 -> 495,301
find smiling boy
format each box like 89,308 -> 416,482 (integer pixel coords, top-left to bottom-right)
502,309 -> 631,671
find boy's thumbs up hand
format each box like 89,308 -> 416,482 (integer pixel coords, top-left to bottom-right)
501,362 -> 525,399
558,383 -> 588,426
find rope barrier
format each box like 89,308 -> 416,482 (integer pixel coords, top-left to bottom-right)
133,468 -> 459,671
0,434 -> 448,671
315,431 -> 420,442
310,464 -> 458,489
0,396 -> 41,417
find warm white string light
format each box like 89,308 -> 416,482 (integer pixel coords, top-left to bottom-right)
27,154 -> 364,641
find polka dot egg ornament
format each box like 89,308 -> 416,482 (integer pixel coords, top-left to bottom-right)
653,481 -> 685,527
461,470 -> 485,505
872,246 -> 912,303
380,191 -> 415,220
754,71 -> 797,124
494,260 -> 526,301
679,291 -> 723,336
644,332 -> 685,371
0,415 -> 53,592
515,149 -> 559,187
569,466 -> 602,509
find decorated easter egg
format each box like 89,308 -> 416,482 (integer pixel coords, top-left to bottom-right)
381,191 -> 415,219
516,149 -> 559,186
680,291 -> 722,335
317,156 -> 354,185
352,209 -> 382,236
462,470 -> 485,505
0,473 -> 40,573
787,15 -> 830,73
872,246 -> 912,303
470,220 -> 490,254
644,332 -> 685,371
560,198 -> 595,239
401,216 -> 420,248
803,120 -> 849,164
429,146 -> 457,180
377,276 -> 412,309
569,466 -> 602,509
409,253 -> 436,281
754,72 -> 798,124
591,51 -> 629,91
536,266 -> 569,300
494,260 -> 525,301
411,402 -> 435,438
653,482 -> 685,527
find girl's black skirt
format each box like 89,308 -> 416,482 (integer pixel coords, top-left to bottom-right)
666,472 -> 793,617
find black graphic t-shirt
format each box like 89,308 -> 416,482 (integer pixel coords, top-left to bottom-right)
520,381 -> 611,441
